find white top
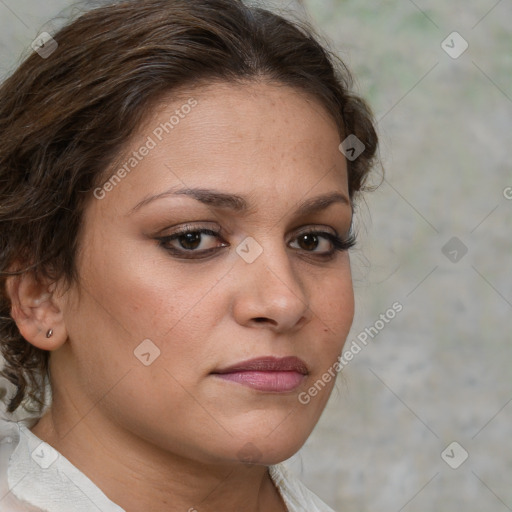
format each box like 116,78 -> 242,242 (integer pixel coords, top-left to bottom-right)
0,418 -> 336,512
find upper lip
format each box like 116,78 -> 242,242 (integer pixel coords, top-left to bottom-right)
212,356 -> 309,375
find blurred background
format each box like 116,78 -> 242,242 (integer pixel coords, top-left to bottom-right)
1,0 -> 511,510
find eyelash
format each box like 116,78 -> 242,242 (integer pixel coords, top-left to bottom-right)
156,225 -> 356,260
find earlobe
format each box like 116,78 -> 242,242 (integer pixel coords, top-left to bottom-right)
6,274 -> 68,351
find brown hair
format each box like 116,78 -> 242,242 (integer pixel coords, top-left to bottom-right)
0,0 -> 378,414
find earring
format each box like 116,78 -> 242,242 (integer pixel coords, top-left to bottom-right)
46,328 -> 53,338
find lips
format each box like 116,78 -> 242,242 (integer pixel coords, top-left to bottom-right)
211,356 -> 308,392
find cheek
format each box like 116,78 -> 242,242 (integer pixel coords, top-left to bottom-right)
60,249 -> 230,444
76,223 -> 219,333
312,261 -> 355,348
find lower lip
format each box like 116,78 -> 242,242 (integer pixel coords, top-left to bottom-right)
213,371 -> 306,392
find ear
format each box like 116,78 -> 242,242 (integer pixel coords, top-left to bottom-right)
5,272 -> 68,351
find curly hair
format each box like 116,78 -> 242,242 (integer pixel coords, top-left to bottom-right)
0,0 -> 378,414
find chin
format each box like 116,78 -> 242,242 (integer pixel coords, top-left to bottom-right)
224,423 -> 314,466
232,440 -> 307,467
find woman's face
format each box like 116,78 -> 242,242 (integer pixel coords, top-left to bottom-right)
55,81 -> 354,465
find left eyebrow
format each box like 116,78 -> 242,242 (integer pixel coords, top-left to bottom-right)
128,187 -> 351,216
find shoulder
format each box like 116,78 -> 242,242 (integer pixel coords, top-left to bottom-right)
269,463 -> 337,512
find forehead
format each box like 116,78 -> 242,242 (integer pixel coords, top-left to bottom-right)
94,80 -> 348,215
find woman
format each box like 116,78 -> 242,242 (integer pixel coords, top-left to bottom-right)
0,0 -> 378,510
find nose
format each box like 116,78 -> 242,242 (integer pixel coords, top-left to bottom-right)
231,242 -> 313,333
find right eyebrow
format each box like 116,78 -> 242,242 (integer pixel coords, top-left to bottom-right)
129,187 -> 248,215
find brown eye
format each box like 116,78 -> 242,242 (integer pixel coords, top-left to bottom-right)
290,231 -> 335,254
177,232 -> 202,250
157,227 -> 228,259
298,233 -> 319,251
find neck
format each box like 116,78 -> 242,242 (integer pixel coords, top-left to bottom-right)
30,405 -> 287,512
